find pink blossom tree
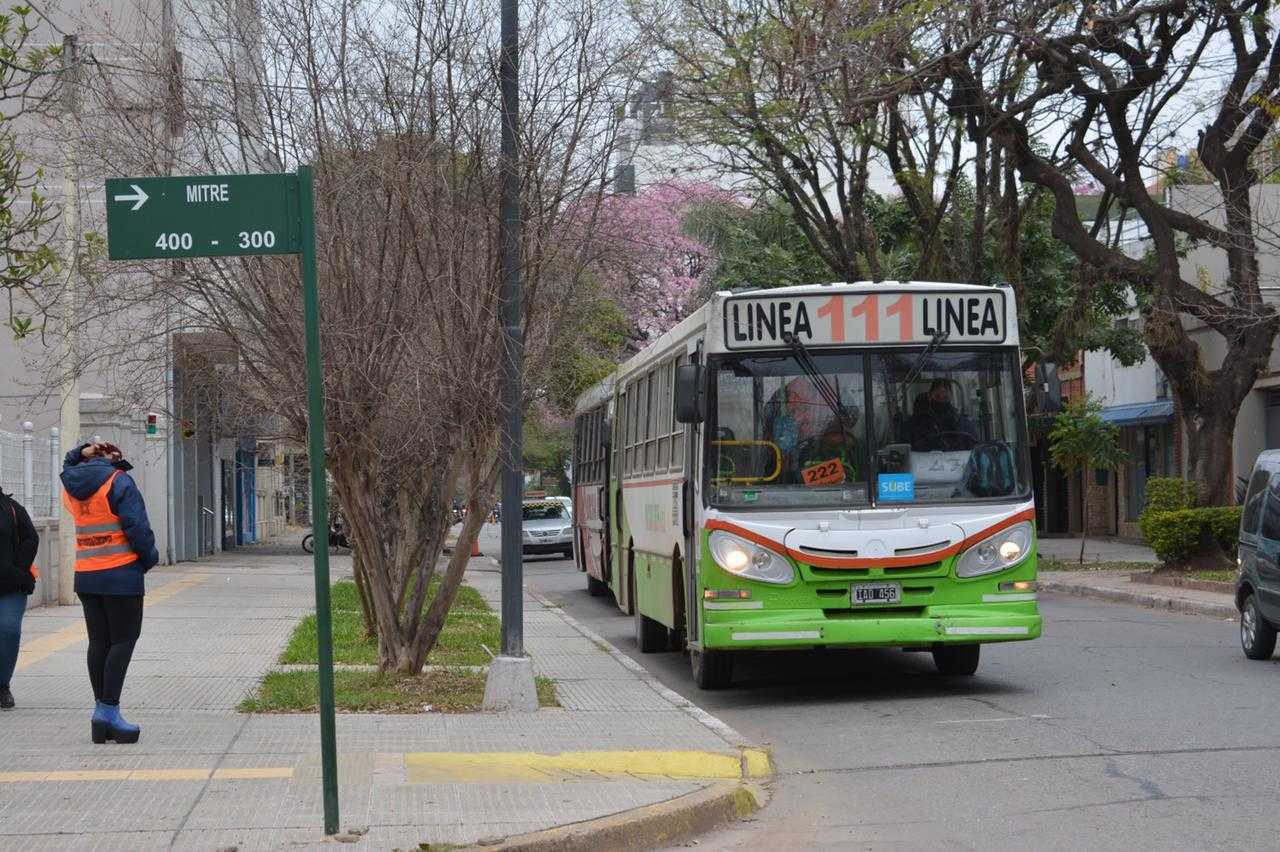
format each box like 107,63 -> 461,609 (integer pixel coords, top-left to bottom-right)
586,181 -> 737,347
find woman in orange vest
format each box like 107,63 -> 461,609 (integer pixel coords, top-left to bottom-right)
62,441 -> 159,744
0,489 -> 39,710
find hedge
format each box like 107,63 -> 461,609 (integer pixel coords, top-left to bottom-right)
1141,477 -> 1198,514
1139,505 -> 1242,565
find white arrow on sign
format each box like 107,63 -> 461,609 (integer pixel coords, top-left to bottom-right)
112,184 -> 149,211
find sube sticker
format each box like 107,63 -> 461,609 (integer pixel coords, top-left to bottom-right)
877,473 -> 915,502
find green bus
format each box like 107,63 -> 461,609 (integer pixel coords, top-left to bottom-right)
571,282 -> 1041,688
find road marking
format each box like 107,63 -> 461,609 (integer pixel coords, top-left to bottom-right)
403,750 -> 747,782
0,752 -> 756,785
15,573 -> 210,671
0,766 -> 295,784
937,714 -> 1052,725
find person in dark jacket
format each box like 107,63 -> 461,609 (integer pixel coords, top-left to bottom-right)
62,441 -> 159,744
0,490 -> 39,710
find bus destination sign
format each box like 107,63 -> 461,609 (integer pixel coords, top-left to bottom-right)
722,289 -> 1007,350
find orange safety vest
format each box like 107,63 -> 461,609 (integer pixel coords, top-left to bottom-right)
62,471 -> 136,572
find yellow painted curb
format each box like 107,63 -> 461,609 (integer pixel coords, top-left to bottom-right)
404,749 -> 744,783
741,747 -> 773,779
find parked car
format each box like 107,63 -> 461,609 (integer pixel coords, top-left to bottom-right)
522,500 -> 573,558
1237,450 -> 1280,660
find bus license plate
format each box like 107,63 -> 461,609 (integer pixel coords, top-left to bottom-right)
851,582 -> 901,606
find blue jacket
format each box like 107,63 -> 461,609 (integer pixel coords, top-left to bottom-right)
62,446 -> 159,596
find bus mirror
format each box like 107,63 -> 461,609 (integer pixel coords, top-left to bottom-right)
675,364 -> 705,424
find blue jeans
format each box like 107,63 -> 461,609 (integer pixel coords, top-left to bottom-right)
0,591 -> 26,689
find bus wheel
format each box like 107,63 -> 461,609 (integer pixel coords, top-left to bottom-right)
636,607 -> 667,653
932,644 -> 980,676
587,574 -> 608,597
690,648 -> 731,689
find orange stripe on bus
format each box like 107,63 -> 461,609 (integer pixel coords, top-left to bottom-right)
706,507 -> 1036,570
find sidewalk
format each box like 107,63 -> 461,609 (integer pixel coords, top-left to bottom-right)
3,531 -> 765,850
1039,569 -> 1237,619
1036,536 -> 1159,563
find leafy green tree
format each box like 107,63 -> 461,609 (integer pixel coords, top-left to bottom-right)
1048,396 -> 1127,564
523,415 -> 572,495
0,4 -> 63,338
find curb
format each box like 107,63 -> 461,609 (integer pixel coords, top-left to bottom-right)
1130,571 -> 1235,595
1040,577 -> 1237,620
524,583 -> 770,766
460,782 -> 765,852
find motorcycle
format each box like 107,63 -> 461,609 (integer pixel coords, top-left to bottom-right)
302,515 -> 352,553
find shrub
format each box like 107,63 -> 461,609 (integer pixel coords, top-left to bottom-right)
1142,477 -> 1198,514
1139,505 -> 1243,565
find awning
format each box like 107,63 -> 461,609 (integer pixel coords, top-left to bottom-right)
1099,399 -> 1174,427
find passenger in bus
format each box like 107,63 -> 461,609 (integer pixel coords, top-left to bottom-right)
796,416 -> 860,483
910,379 -> 976,451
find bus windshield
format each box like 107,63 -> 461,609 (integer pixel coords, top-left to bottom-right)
707,348 -> 1030,508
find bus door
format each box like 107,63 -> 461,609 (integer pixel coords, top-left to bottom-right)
682,346 -> 703,645
600,413 -> 612,583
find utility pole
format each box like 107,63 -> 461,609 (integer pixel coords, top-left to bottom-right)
57,34 -> 80,605
482,0 -> 538,711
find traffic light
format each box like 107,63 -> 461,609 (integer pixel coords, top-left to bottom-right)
146,413 -> 158,435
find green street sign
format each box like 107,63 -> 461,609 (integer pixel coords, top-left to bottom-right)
104,166 -> 341,836
104,173 -> 301,260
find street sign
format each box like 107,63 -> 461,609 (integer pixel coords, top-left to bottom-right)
104,173 -> 301,260
104,167 -> 340,836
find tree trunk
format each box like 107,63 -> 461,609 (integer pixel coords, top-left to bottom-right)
1181,409 -> 1236,507
350,548 -> 376,637
1079,474 -> 1087,565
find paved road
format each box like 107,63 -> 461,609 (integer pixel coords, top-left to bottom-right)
523,554 -> 1280,850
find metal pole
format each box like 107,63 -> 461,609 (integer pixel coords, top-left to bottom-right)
498,0 -> 523,658
57,34 -> 81,606
22,422 -> 34,509
50,428 -> 60,518
297,164 -> 339,834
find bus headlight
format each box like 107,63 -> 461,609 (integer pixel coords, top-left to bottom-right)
956,521 -> 1033,578
709,531 -> 795,585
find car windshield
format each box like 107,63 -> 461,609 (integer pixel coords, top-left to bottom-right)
523,504 -> 566,521
707,348 -> 1030,508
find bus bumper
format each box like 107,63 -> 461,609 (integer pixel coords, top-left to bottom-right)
701,603 -> 1042,650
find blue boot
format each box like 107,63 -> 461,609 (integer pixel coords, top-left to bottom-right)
91,701 -> 140,744
91,701 -> 111,743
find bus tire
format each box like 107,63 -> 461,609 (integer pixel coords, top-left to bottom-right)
587,574 -> 608,597
933,644 -> 980,676
636,608 -> 667,653
690,648 -> 731,689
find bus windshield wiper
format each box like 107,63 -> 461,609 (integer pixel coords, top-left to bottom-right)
781,332 -> 856,434
901,329 -> 950,390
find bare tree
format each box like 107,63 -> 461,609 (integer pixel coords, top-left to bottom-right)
69,0 -> 641,671
924,0 -> 1280,504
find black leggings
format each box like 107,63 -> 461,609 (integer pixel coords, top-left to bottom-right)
78,593 -> 143,705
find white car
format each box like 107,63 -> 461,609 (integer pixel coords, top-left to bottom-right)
521,500 -> 573,558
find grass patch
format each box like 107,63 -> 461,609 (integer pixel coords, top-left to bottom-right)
239,669 -> 559,714
1185,569 -> 1235,584
1039,559 -> 1157,573
280,580 -> 499,667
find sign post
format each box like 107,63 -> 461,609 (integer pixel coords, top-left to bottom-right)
105,168 -> 340,835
